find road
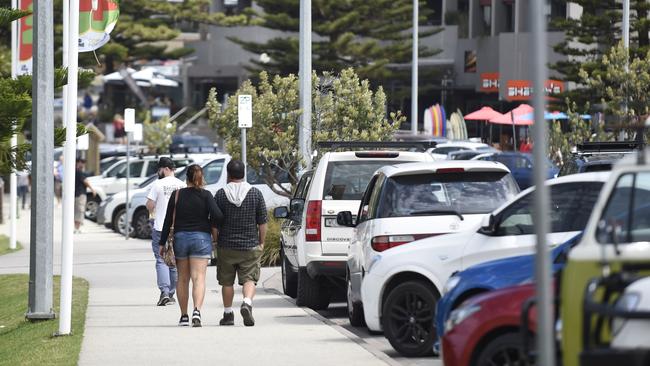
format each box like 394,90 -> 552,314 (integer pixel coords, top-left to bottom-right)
0,199 -> 441,366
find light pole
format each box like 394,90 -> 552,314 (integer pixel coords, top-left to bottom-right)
299,0 -> 312,170
411,0 -> 419,134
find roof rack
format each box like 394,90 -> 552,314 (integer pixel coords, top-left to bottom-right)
576,141 -> 643,154
316,141 -> 437,152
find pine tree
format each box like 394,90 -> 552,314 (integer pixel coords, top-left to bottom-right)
231,0 -> 442,99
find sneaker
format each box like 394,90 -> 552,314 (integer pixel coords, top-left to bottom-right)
240,303 -> 255,327
219,311 -> 234,326
167,296 -> 176,305
192,309 -> 202,327
157,293 -> 170,306
178,314 -> 189,326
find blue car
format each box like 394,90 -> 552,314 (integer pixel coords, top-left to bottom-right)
476,152 -> 559,189
434,233 -> 582,343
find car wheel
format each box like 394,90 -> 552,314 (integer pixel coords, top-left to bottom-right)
281,248 -> 298,298
85,195 -> 101,221
382,281 -> 437,357
347,273 -> 365,327
296,267 -> 330,310
474,332 -> 526,366
132,209 -> 151,239
114,208 -> 134,237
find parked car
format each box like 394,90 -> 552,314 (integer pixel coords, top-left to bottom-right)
96,173 -> 158,230
169,133 -> 217,153
435,233 -> 582,349
340,160 -> 519,326
273,146 -> 434,310
447,150 -> 496,160
558,141 -> 639,177
441,282 -> 541,366
473,151 -> 559,189
359,171 -> 609,357
429,141 -> 491,160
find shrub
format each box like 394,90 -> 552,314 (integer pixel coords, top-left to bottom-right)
261,211 -> 282,267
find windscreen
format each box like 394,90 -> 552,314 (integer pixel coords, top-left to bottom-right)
323,160 -> 399,200
377,171 -> 519,217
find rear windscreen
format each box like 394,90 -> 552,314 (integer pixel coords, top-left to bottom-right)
323,160 -> 399,200
377,171 -> 519,217
583,163 -> 612,173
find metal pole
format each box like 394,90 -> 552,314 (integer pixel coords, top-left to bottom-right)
27,0 -> 55,320
125,133 -> 130,239
623,0 -> 630,50
299,0 -> 312,170
411,0 -> 419,134
530,0 -> 554,365
58,0 -> 79,335
241,128 -> 247,180
9,0 -> 18,250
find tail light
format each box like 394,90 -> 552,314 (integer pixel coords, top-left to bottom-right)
371,234 -> 442,252
305,200 -> 322,242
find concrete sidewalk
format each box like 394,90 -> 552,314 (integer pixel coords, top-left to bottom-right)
0,203 -> 387,366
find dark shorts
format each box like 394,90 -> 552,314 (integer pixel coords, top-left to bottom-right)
217,246 -> 263,286
173,231 -> 212,260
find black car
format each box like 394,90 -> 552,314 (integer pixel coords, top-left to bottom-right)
169,134 -> 217,153
558,141 -> 640,177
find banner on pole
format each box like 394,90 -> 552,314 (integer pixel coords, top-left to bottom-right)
78,0 -> 119,53
16,0 -> 33,76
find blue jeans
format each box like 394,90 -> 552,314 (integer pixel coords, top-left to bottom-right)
173,231 -> 212,259
152,229 -> 177,296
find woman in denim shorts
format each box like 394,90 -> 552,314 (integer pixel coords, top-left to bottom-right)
159,164 -> 223,327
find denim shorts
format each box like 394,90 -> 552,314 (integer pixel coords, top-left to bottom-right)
173,231 -> 212,260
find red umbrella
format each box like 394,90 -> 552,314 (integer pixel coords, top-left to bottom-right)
490,104 -> 534,125
464,106 -> 504,121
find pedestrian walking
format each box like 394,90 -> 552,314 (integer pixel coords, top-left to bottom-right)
158,164 -> 223,327
17,170 -> 30,209
146,157 -> 186,307
74,158 -> 96,233
214,160 -> 267,327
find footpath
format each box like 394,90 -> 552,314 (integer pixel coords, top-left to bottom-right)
0,199 -> 388,366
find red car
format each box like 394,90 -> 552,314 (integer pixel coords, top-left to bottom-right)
441,283 -> 537,366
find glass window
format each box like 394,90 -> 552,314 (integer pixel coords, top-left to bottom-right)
425,0 -> 443,26
599,173 -> 650,243
204,159 -> 225,185
294,172 -> 313,199
145,161 -> 159,177
494,155 -> 516,170
515,156 -> 531,169
432,146 -> 467,155
377,171 -> 519,218
357,175 -> 379,224
105,161 -> 126,177
322,161 -> 398,201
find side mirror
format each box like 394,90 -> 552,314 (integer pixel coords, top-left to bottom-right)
273,206 -> 289,219
337,211 -> 355,227
480,214 -> 496,234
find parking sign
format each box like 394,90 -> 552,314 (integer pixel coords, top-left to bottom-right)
238,95 -> 253,128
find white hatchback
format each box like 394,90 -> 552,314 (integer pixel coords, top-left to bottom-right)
338,161 -> 519,325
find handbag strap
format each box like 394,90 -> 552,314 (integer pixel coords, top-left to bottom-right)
171,188 -> 181,230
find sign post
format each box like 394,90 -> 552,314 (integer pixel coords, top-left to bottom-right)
238,95 -> 252,179
124,108 -> 135,239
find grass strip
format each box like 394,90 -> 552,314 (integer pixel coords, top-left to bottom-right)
0,235 -> 22,256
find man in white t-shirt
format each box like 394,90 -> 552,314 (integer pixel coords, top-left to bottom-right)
146,157 -> 186,306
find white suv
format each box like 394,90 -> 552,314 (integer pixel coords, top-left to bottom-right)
273,148 -> 434,310
339,160 -> 519,325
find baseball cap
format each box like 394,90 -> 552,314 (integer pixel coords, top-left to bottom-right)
158,157 -> 175,169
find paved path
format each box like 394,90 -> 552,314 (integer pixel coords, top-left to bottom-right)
0,201 -> 389,366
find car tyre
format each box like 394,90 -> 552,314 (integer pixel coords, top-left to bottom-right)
474,332 -> 526,366
347,273 -> 365,327
281,247 -> 298,298
296,267 -> 330,310
114,208 -> 134,237
132,208 -> 151,239
382,281 -> 437,357
85,195 -> 101,221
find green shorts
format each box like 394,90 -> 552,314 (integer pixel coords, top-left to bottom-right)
216,246 -> 263,286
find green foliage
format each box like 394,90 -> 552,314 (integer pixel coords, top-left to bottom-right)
0,235 -> 22,255
261,212 -> 281,267
143,113 -> 177,154
230,0 -> 442,101
207,69 -> 403,196
0,7 -> 30,27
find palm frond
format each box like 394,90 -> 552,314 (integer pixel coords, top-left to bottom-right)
0,8 -> 31,28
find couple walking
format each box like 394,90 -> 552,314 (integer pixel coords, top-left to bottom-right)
148,157 -> 267,327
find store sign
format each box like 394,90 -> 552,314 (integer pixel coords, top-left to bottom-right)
506,79 -> 564,101
480,73 -> 500,93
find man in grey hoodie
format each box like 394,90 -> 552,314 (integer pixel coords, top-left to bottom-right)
214,159 -> 267,326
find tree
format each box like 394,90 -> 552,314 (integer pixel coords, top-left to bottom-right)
143,113 -> 176,154
230,0 -> 442,102
206,68 -> 404,196
0,8 -> 88,174
551,0 -> 650,103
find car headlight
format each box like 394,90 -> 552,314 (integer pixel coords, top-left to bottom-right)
443,276 -> 461,294
367,255 -> 382,274
612,292 -> 641,336
445,304 -> 481,333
